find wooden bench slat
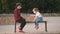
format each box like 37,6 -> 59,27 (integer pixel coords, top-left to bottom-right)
26,20 -> 47,23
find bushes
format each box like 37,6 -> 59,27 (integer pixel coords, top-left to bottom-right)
0,0 -> 60,14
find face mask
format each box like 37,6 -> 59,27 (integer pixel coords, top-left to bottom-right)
17,6 -> 22,9
33,11 -> 36,13
33,9 -> 36,13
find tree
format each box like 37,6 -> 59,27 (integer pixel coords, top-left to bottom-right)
0,0 -> 60,13
1,0 -> 9,13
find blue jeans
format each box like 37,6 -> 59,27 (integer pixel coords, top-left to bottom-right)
35,17 -> 43,26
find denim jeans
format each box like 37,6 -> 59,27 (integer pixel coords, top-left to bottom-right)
35,17 -> 43,26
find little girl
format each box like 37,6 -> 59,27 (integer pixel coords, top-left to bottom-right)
32,8 -> 43,30
14,3 -> 26,33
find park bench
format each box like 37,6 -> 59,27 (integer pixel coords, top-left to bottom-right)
14,20 -> 47,33
14,16 -> 47,32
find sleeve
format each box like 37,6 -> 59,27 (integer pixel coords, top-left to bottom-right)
14,10 -> 18,19
36,13 -> 39,16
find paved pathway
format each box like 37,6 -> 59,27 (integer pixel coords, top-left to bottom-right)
0,17 -> 60,34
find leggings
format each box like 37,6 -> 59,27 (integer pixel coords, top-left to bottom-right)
16,17 -> 26,30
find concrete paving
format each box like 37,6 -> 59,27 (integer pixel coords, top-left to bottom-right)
0,17 -> 60,34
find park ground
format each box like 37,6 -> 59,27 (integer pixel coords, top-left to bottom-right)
0,17 -> 60,34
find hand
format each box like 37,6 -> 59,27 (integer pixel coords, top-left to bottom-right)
32,20 -> 35,22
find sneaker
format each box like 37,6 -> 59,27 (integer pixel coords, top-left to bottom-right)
35,26 -> 39,30
18,27 -> 25,33
19,30 -> 25,33
18,27 -> 21,30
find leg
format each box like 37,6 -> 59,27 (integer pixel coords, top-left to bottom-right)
15,22 -> 16,33
35,20 -> 39,30
17,18 -> 26,33
35,17 -> 43,26
18,17 -> 26,30
45,21 -> 47,32
20,19 -> 26,30
35,17 -> 43,30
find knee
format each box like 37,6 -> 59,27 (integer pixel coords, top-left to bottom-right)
23,20 -> 26,23
35,20 -> 38,23
23,18 -> 25,21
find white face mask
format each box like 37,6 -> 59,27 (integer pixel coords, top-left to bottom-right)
33,11 -> 36,13
33,9 -> 36,13
17,6 -> 22,9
